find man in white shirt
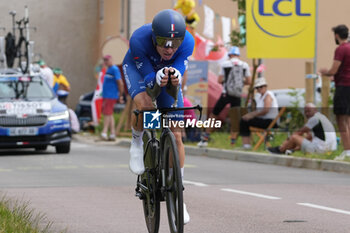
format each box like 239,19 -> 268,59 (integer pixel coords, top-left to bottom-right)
38,59 -> 54,88
268,103 -> 337,155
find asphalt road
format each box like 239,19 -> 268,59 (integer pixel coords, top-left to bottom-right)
0,141 -> 350,233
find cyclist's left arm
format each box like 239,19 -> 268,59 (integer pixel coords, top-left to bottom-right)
170,32 -> 195,84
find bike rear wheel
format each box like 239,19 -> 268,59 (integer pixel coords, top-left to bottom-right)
164,132 -> 184,233
141,130 -> 160,233
17,37 -> 29,73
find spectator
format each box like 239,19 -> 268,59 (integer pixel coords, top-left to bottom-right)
53,68 -> 70,104
37,59 -> 54,88
182,86 -> 200,142
101,55 -> 124,141
198,46 -> 251,147
239,77 -> 278,149
183,87 -> 196,122
268,103 -> 337,155
320,24 -> 350,160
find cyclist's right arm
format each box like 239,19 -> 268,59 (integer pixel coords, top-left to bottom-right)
129,37 -> 156,88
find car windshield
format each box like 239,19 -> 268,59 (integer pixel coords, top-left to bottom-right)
0,76 -> 54,101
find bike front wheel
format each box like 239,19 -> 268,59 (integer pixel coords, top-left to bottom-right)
164,132 -> 184,233
141,130 -> 160,233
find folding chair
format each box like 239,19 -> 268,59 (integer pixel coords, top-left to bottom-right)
249,107 -> 286,151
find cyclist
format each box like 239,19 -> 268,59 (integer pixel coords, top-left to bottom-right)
122,9 -> 194,224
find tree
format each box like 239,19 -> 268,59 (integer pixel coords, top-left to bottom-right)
231,0 -> 246,47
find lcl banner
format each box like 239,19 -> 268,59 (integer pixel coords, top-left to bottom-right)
247,0 -> 316,58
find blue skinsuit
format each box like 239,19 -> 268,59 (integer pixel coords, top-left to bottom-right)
122,24 -> 194,112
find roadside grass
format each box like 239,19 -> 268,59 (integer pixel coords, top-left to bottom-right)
0,195 -> 62,233
185,131 -> 345,161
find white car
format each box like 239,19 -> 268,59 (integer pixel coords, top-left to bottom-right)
271,77 -> 323,108
0,69 -> 71,153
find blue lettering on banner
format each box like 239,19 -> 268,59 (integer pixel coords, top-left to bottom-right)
252,0 -> 312,38
258,0 -> 311,17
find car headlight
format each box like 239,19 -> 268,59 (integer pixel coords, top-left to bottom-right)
48,110 -> 69,121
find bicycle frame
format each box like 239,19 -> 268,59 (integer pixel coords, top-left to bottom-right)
13,6 -> 31,43
7,6 -> 36,73
135,105 -> 202,196
16,19 -> 28,39
134,105 -> 202,233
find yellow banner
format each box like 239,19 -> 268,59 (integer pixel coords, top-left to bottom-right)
247,0 -> 316,58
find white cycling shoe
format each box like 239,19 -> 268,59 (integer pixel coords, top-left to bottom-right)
184,203 -> 190,225
129,140 -> 145,175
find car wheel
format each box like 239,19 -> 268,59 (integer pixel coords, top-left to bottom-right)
35,145 -> 48,151
55,143 -> 70,154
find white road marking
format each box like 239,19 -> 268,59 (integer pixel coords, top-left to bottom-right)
17,166 -> 44,171
83,164 -> 107,169
297,203 -> 350,216
71,143 -> 89,148
221,188 -> 281,200
0,168 -> 12,172
183,180 -> 209,187
53,165 -> 79,170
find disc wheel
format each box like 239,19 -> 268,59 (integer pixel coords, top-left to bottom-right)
164,132 -> 184,233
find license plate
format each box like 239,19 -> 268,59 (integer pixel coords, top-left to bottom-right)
9,127 -> 38,136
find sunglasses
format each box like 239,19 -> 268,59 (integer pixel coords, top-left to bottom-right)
255,85 -> 265,90
155,36 -> 184,48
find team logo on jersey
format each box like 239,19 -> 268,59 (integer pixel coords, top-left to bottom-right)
136,61 -> 143,69
122,64 -> 131,90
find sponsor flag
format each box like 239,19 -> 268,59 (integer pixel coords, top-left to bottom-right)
203,5 -> 215,39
